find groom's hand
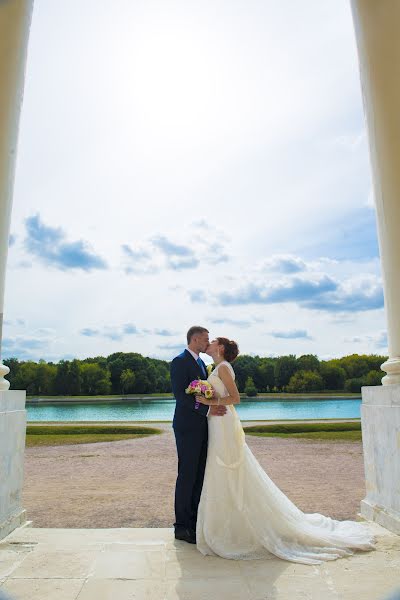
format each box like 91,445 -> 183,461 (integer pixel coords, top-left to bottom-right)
209,405 -> 227,416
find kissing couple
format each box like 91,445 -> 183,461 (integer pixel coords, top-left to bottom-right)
170,326 -> 376,564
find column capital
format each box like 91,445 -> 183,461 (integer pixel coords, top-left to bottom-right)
381,358 -> 400,386
0,361 -> 10,391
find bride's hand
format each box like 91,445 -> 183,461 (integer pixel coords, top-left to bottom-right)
195,394 -> 216,406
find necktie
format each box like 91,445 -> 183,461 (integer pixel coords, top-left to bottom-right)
197,357 -> 206,378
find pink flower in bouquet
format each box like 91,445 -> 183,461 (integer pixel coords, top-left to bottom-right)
185,379 -> 214,398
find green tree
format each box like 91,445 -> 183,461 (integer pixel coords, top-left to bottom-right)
80,363 -> 111,395
365,370 -> 382,386
54,361 -> 70,395
287,370 -> 324,393
274,355 -> 297,390
35,360 -> 57,395
107,355 -> 126,393
255,360 -> 275,392
339,354 -> 369,379
68,360 -> 82,395
81,355 -> 108,368
296,354 -> 320,372
344,377 -> 365,393
244,376 -> 257,397
233,355 -> 259,392
134,370 -> 150,394
320,363 -> 346,390
12,361 -> 38,394
145,362 -> 158,392
120,369 -> 136,394
155,371 -> 171,393
365,354 -> 387,372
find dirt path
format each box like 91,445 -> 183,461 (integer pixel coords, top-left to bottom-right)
23,423 -> 366,528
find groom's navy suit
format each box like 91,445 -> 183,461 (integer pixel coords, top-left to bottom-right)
171,349 -> 209,533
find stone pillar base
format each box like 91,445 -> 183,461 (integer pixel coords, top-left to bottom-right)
0,390 -> 27,541
0,509 -> 27,540
360,385 -> 400,535
359,500 -> 400,535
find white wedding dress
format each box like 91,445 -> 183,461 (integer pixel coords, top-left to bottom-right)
196,361 -> 376,564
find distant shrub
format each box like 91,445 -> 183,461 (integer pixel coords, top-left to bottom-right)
344,377 -> 365,393
365,370 -> 382,386
244,376 -> 258,397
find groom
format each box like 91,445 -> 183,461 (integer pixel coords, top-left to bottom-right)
170,326 -> 227,544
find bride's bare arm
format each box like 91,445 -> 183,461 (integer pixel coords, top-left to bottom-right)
196,364 -> 240,405
217,364 -> 240,404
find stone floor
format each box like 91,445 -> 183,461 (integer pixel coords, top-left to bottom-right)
0,523 -> 399,600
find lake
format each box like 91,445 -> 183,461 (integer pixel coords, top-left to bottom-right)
26,397 -> 362,422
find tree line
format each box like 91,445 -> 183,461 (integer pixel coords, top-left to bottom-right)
4,351 -> 386,396
4,353 -> 170,396
237,353 -> 385,396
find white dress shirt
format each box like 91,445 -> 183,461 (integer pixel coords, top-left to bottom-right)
186,347 -> 200,361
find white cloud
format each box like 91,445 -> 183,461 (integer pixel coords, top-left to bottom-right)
270,330 -> 312,340
2,329 -> 57,360
258,255 -> 308,274
200,269 -> 383,314
121,225 -> 230,274
344,331 -> 387,352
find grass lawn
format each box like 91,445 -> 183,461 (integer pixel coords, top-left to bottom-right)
25,424 -> 163,447
243,422 -> 362,442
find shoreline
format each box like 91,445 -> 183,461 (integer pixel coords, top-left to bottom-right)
26,393 -> 361,405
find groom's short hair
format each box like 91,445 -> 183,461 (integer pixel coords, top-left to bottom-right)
187,326 -> 209,345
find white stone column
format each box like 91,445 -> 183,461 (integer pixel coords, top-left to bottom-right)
0,390 -> 27,539
351,0 -> 400,385
351,1 -> 400,533
0,1 -> 33,539
0,0 -> 33,389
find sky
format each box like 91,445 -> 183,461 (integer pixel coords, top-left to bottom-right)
3,0 -> 387,364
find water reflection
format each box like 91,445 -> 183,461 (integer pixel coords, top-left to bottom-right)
26,398 -> 362,422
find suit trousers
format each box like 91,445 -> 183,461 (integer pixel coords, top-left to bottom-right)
173,423 -> 208,532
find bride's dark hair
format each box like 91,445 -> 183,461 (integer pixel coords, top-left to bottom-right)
217,337 -> 239,363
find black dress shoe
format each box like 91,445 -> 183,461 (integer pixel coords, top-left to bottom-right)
174,528 -> 196,544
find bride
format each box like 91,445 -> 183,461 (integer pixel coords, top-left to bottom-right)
194,337 -> 376,565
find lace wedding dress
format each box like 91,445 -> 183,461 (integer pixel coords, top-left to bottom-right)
196,361 -> 376,564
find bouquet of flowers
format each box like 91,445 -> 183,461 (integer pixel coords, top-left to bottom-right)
185,379 -> 214,399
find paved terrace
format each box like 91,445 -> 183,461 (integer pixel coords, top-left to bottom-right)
0,523 -> 399,600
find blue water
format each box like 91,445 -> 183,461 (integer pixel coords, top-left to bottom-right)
26,398 -> 361,422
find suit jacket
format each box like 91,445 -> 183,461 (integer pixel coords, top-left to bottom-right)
171,349 -> 209,429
